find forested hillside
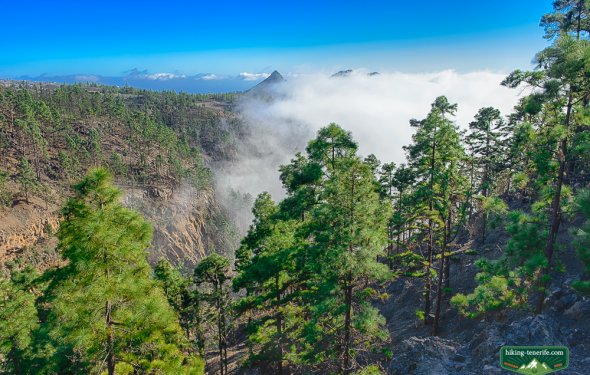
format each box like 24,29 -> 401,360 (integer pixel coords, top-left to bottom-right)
1,1 -> 590,374
0,83 -> 243,269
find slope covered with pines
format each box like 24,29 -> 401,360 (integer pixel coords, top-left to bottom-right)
0,83 -> 243,270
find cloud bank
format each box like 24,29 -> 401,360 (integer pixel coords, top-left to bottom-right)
239,72 -> 271,81
220,70 -> 522,209
143,72 -> 186,80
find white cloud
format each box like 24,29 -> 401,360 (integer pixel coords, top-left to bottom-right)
217,70 -> 522,227
264,70 -> 520,165
144,72 -> 185,80
239,72 -> 270,81
200,73 -> 221,81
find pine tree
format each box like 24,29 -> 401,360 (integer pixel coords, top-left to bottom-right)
404,96 -> 466,328
0,171 -> 12,207
234,125 -> 392,373
391,164 -> 415,258
42,168 -> 203,374
306,123 -> 358,172
301,149 -> 391,373
451,209 -> 547,318
540,0 -> 590,40
465,107 -> 505,243
278,152 -> 322,222
154,258 -> 205,354
194,253 -> 232,375
17,157 -> 37,203
0,270 -> 39,373
233,193 -> 299,374
378,162 -> 396,267
502,11 -> 590,311
432,153 -> 469,335
573,189 -> 590,294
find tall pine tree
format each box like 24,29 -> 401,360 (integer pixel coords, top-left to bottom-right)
42,168 -> 203,374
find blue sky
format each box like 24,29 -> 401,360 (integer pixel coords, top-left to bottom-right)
1,0 -> 553,78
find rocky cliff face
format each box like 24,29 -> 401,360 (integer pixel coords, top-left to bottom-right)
0,198 -> 60,268
123,183 -> 238,268
0,181 -> 237,271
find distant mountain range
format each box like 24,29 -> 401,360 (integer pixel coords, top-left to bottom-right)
2,68 -> 380,94
6,69 -> 272,94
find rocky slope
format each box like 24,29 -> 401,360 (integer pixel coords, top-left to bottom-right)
123,183 -> 238,267
386,279 -> 590,374
382,219 -> 590,374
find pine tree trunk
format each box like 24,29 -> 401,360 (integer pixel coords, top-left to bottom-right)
424,132 -> 436,325
433,211 -> 449,335
424,217 -> 433,325
223,318 -> 228,375
433,254 -> 445,336
216,281 -> 225,375
343,275 -> 353,375
106,300 -> 115,375
396,190 -> 404,257
343,170 -> 356,374
275,275 -> 284,375
535,93 -> 572,314
444,210 -> 452,290
481,211 -> 487,244
468,158 -> 474,221
222,287 -> 228,375
388,226 -> 394,269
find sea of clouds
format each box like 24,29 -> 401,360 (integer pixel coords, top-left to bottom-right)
216,69 -> 523,228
